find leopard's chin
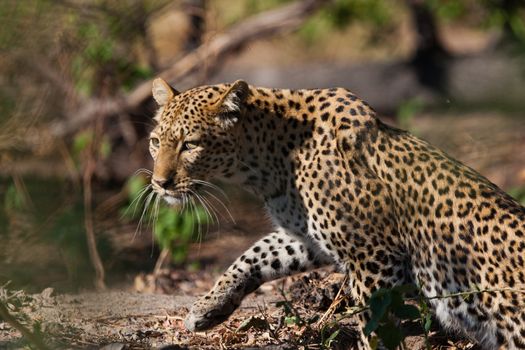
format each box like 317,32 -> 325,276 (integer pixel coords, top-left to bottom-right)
163,195 -> 183,206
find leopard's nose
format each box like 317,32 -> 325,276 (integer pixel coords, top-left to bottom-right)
152,177 -> 173,189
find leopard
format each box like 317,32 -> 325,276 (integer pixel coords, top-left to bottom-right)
147,77 -> 525,349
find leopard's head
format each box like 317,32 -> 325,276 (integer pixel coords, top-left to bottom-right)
149,78 -> 249,205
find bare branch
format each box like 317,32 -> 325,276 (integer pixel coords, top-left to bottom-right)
30,58 -> 84,108
51,0 -> 326,137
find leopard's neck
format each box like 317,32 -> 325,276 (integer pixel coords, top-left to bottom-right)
231,87 -> 311,200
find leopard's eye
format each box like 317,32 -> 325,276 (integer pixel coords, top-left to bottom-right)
182,141 -> 199,151
150,137 -> 160,148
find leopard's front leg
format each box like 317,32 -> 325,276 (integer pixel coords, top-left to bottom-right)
184,229 -> 331,331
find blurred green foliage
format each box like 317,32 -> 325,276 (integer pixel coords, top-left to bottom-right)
427,0 -> 525,46
299,0 -> 393,44
1,0 -> 525,128
426,0 -> 468,21
396,98 -> 424,133
235,0 -> 392,29
226,0 -> 525,46
3,183 -> 27,212
65,2 -> 161,94
0,0 -> 165,126
0,173 -> 211,289
323,0 -> 391,29
509,186 -> 525,206
72,130 -> 111,163
154,206 -> 208,264
0,178 -> 113,291
125,175 -> 208,265
46,203 -> 111,288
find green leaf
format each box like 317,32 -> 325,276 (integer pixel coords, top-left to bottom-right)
389,290 -> 404,310
99,137 -> 111,158
392,284 -> 417,295
194,206 -> 209,223
364,317 -> 380,336
126,175 -> 147,201
508,186 -> 525,206
237,316 -> 269,332
365,289 -> 392,336
424,314 -> 432,332
324,328 -> 340,347
180,212 -> 195,236
396,98 -> 423,132
172,248 -> 189,264
370,288 -> 390,299
72,130 -> 92,155
4,184 -> 26,211
376,321 -> 404,350
285,315 -> 300,325
510,13 -> 525,41
369,290 -> 392,318
393,304 -> 420,320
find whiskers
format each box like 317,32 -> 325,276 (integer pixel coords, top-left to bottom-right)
135,187 -> 159,240
121,169 -> 157,239
133,168 -> 153,177
126,177 -> 234,251
190,179 -> 236,225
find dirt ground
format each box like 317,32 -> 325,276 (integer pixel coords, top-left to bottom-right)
1,111 -> 524,349
0,268 -> 481,349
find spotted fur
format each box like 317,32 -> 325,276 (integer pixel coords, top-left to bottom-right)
148,78 -> 525,349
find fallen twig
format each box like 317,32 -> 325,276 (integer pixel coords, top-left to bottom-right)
315,274 -> 348,328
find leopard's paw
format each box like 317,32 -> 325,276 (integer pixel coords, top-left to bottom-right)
184,297 -> 238,331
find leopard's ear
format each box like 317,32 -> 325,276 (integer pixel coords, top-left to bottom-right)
152,78 -> 179,105
214,80 -> 249,128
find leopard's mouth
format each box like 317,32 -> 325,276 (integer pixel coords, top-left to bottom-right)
150,176 -> 206,207
162,193 -> 183,205
161,188 -> 186,205
152,184 -> 193,206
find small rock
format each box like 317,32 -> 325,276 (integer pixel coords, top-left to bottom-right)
40,287 -> 54,299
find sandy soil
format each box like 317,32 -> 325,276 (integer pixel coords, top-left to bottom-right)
0,267 -> 482,350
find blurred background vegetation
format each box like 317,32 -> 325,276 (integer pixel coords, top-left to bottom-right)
1,0 -> 525,294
